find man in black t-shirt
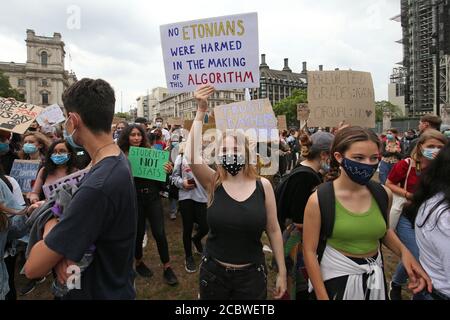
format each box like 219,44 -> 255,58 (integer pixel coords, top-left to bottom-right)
25,78 -> 137,300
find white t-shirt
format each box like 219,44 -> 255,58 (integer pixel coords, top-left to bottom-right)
6,176 -> 26,206
152,128 -> 170,142
415,193 -> 450,296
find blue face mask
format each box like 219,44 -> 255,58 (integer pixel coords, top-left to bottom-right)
64,117 -> 84,149
0,142 -> 9,153
422,148 -> 440,161
386,134 -> 395,141
23,143 -> 38,154
341,158 -> 379,186
63,129 -> 83,149
51,153 -> 70,165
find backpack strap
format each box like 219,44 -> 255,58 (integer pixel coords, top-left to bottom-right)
316,181 -> 335,263
366,180 -> 389,226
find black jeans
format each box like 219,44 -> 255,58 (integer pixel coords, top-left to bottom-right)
199,256 -> 267,300
135,194 -> 170,264
179,200 -> 209,258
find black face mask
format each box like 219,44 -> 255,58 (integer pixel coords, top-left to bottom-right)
220,154 -> 245,176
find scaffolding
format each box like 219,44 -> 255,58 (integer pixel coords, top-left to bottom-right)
440,55 -> 450,107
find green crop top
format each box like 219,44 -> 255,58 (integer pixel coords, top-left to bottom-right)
327,197 -> 387,255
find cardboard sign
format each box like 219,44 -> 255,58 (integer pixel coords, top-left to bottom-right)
307,71 -> 375,128
0,98 -> 44,134
160,12 -> 260,93
128,147 -> 170,182
9,160 -> 40,193
36,104 -> 65,126
277,115 -> 287,131
168,117 -> 183,126
113,117 -> 127,125
183,120 -> 194,131
42,168 -> 90,199
214,99 -> 277,131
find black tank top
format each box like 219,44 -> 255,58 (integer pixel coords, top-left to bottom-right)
205,179 -> 267,264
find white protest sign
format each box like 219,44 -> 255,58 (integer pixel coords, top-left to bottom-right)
160,12 -> 260,93
36,104 -> 65,127
213,99 -> 278,141
307,70 -> 376,128
42,168 -> 90,199
0,98 -> 44,134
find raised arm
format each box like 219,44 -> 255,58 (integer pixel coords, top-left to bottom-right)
185,85 -> 216,190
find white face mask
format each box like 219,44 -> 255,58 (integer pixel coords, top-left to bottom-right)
156,122 -> 163,128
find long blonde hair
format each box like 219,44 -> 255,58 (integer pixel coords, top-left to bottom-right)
207,131 -> 258,207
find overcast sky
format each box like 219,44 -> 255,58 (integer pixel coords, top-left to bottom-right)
0,0 -> 402,113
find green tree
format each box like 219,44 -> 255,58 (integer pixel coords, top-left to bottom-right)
114,112 -> 132,121
0,71 -> 25,101
375,100 -> 403,122
273,89 -> 307,128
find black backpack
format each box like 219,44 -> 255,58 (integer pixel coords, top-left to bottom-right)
275,165 -> 322,230
316,180 -> 389,263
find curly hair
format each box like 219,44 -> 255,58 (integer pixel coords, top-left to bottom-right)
117,124 -> 150,153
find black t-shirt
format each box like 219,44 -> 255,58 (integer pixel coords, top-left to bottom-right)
45,152 -> 137,300
284,165 -> 322,224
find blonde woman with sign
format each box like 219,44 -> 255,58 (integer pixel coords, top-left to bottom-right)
185,85 -> 286,300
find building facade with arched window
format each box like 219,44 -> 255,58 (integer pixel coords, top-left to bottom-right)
0,29 -> 77,107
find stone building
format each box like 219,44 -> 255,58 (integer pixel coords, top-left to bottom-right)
0,29 -> 77,107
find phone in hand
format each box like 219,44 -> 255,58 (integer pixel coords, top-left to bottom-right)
187,178 -> 197,187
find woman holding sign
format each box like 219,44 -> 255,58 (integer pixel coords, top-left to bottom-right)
185,85 -> 287,300
118,124 -> 179,286
28,140 -> 79,204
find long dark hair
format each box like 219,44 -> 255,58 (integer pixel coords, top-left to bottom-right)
329,126 -> 381,181
117,124 -> 150,153
403,142 -> 450,228
43,140 -> 78,180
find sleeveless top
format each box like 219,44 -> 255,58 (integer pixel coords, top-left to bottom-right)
206,179 -> 267,264
327,197 -> 387,255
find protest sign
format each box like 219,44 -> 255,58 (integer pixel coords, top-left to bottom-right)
307,71 -> 375,128
9,160 -> 40,193
128,147 -> 170,182
0,98 -> 44,134
36,104 -> 65,127
277,115 -> 287,131
160,12 -> 259,93
183,120 -> 194,131
168,117 -> 183,126
213,99 -> 277,141
42,168 -> 90,199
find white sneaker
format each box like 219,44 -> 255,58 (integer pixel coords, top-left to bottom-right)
142,232 -> 148,248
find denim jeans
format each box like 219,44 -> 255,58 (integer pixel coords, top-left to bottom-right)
378,161 -> 394,185
392,216 -> 419,286
169,198 -> 178,215
199,256 -> 267,300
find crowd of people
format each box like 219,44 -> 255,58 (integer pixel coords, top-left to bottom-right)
0,78 -> 449,300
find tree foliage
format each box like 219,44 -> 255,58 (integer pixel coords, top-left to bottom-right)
0,71 -> 25,101
273,89 -> 307,128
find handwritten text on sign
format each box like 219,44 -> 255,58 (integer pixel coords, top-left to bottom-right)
36,104 -> 65,127
160,12 -> 260,93
9,160 -> 40,193
307,71 -> 376,128
42,168 -> 90,199
0,98 -> 44,134
128,147 -> 170,182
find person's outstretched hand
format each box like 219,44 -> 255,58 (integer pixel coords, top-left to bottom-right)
194,85 -> 215,113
